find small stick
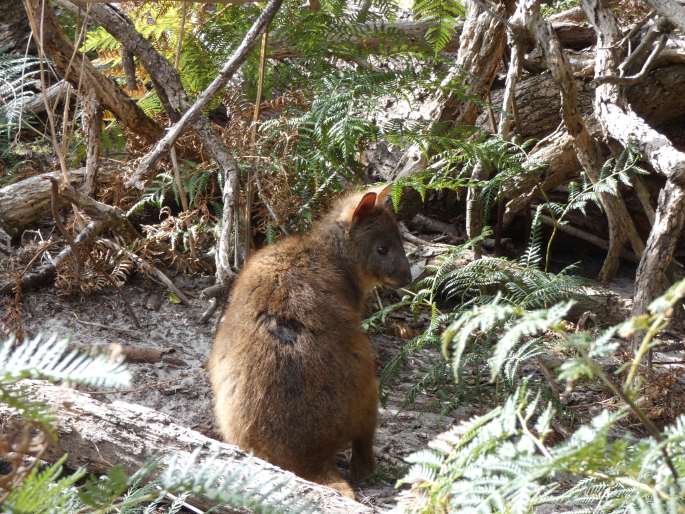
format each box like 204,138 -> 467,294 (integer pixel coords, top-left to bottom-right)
47,178 -> 82,287
73,315 -> 140,338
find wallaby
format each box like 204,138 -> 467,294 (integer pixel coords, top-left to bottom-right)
209,184 -> 412,497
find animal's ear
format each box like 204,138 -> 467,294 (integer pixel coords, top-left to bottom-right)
375,183 -> 393,209
352,192 -> 378,224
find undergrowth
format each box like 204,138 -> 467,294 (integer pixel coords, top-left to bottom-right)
399,279 -> 685,513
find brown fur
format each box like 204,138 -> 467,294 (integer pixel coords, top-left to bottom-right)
209,186 -> 411,497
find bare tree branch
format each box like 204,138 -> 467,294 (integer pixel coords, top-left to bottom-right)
21,0 -> 162,144
129,0 -> 285,189
581,0 -> 685,315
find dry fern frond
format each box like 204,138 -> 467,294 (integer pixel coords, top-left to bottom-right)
0,422 -> 50,502
137,208 -> 215,274
54,239 -> 135,296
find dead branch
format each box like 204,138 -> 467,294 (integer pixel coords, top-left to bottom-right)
0,177 -> 141,297
59,0 -> 244,284
0,218 -> 111,296
524,0 -> 644,282
19,81 -> 71,114
0,380 -> 374,514
594,29 -> 668,85
81,91 -> 103,197
121,47 -> 137,91
109,343 -> 174,364
129,0 -> 285,188
538,214 -> 639,263
581,0 -> 685,315
96,238 -> 191,305
21,0 -> 162,144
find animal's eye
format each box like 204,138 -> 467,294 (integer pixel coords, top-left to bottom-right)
377,245 -> 389,255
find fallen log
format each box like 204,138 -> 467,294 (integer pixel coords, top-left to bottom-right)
0,380 -> 374,514
267,13 -> 595,60
0,167 -> 87,236
477,63 -> 685,141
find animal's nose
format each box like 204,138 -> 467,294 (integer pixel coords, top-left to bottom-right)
396,261 -> 413,288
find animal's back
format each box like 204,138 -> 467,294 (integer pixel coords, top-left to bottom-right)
209,235 -> 377,478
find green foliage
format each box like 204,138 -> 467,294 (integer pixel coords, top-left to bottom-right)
399,280 -> 685,514
3,456 -> 85,513
413,0 -> 465,54
0,334 -> 130,428
372,232 -> 586,401
539,144 -> 647,271
260,65 -> 436,223
442,297 -> 573,383
391,134 -> 539,223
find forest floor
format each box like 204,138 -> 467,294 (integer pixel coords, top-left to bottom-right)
9,243 -> 685,510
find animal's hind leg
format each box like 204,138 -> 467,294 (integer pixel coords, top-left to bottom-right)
350,379 -> 377,482
350,430 -> 375,482
305,462 -> 355,499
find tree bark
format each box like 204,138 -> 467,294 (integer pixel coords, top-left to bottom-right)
0,167 -> 87,236
21,0 -> 162,144
645,0 -> 685,33
81,91 -> 102,197
394,0 -> 511,179
0,380 -> 373,514
502,128 -> 579,226
633,181 -> 685,314
0,0 -> 32,54
523,0 -> 644,281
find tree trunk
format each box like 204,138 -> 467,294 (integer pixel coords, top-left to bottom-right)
0,380 -> 373,514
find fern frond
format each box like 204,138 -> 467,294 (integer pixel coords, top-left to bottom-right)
160,448 -> 321,513
0,334 -> 130,388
